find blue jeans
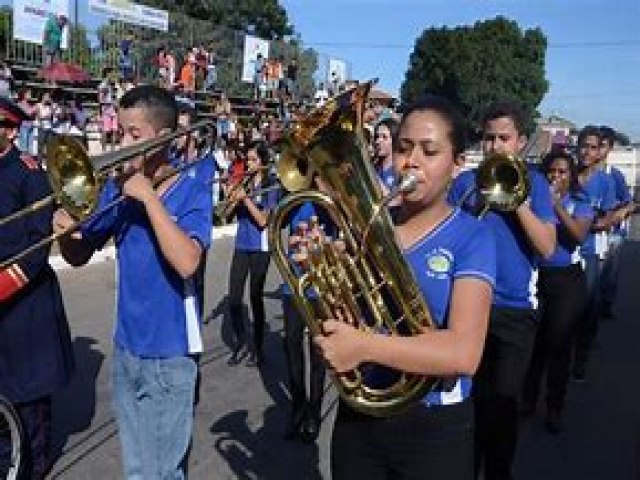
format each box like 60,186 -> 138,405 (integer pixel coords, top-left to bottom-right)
112,346 -> 197,480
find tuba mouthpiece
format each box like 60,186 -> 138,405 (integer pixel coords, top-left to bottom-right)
398,172 -> 418,194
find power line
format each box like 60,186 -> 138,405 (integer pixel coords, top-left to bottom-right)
302,39 -> 640,50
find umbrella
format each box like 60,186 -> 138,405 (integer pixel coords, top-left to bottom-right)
38,62 -> 92,84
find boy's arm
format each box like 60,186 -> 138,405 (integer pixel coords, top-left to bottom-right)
53,209 -> 96,266
124,173 -> 202,279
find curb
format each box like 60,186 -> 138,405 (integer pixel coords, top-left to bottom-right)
50,223 -> 238,272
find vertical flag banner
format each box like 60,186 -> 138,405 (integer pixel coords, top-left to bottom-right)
242,34 -> 270,83
327,58 -> 348,85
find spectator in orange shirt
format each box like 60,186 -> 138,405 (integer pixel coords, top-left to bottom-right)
179,54 -> 196,95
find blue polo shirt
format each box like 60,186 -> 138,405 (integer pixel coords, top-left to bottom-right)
184,152 -> 217,187
81,174 -> 212,358
606,165 -> 632,236
376,164 -> 396,191
449,166 -> 556,309
542,193 -> 594,267
579,169 -> 616,257
403,208 -> 496,406
234,178 -> 279,252
279,201 -> 335,297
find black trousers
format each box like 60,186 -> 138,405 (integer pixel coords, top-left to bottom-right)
524,264 -> 587,411
332,399 -> 474,480
227,250 -> 271,351
282,296 -> 325,425
0,395 -> 51,480
473,306 -> 537,480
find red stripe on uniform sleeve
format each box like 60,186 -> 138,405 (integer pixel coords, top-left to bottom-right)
0,266 -> 26,302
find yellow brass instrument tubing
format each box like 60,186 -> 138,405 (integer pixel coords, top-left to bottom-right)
0,193 -> 126,270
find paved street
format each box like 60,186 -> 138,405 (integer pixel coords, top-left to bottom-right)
46,229 -> 640,479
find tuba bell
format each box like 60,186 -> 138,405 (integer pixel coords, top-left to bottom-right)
268,82 -> 436,417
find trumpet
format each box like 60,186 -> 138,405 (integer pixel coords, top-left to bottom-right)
215,165 -> 273,222
0,120 -> 214,269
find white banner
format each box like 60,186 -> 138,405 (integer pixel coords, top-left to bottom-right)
89,0 -> 169,32
241,35 -> 270,83
13,0 -> 70,48
328,58 -> 348,86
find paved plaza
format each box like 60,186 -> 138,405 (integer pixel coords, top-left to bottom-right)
46,230 -> 640,479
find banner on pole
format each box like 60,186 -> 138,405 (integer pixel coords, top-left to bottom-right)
241,35 -> 270,83
89,0 -> 169,32
13,0 -> 70,48
327,58 -> 348,88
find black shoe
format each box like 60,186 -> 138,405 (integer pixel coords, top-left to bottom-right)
544,409 -> 563,434
246,350 -> 265,367
299,417 -> 320,444
227,347 -> 245,366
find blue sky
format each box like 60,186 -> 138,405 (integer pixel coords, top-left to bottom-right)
281,0 -> 640,140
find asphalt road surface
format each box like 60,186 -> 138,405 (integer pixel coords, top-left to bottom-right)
46,231 -> 640,479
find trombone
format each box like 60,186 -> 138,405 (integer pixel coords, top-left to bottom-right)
0,120 -> 214,269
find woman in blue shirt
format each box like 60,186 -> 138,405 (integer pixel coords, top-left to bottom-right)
522,149 -> 594,433
314,95 -> 496,480
226,141 -> 277,366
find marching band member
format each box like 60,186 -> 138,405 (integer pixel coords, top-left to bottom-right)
449,101 -> 557,480
522,149 -> 593,433
572,125 -> 617,382
226,140 -> 279,367
372,117 -> 399,194
54,85 -> 212,479
0,96 -> 75,480
315,95 -> 496,479
597,126 -> 635,320
281,202 -> 328,443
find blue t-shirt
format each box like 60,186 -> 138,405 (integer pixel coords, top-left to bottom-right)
184,152 -> 217,187
542,192 -> 594,267
579,169 -> 616,256
279,201 -> 335,297
403,208 -> 496,406
234,177 -> 279,252
448,166 -> 556,309
376,164 -> 396,191
607,165 -> 632,236
81,174 -> 213,358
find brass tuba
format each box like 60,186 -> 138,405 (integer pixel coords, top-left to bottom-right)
267,82 -> 436,417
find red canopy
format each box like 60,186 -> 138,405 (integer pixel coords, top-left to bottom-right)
38,62 -> 91,83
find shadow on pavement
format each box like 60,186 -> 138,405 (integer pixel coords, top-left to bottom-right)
51,336 -> 104,459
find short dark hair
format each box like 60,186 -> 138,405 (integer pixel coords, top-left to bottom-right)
245,140 -> 270,166
577,125 -> 601,146
119,85 -> 178,132
599,125 -> 617,146
374,117 -> 399,140
482,100 -> 527,136
398,94 -> 467,157
541,147 -> 581,194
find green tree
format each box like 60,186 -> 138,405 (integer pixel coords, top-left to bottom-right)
142,0 -> 292,39
401,16 -> 548,134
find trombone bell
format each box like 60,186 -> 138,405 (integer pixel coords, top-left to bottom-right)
46,135 -> 101,220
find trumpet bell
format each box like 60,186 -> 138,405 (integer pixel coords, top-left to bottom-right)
46,135 -> 101,220
476,153 -> 531,211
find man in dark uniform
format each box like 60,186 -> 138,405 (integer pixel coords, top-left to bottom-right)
0,97 -> 74,479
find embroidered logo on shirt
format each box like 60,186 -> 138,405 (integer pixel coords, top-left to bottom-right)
425,248 -> 453,279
